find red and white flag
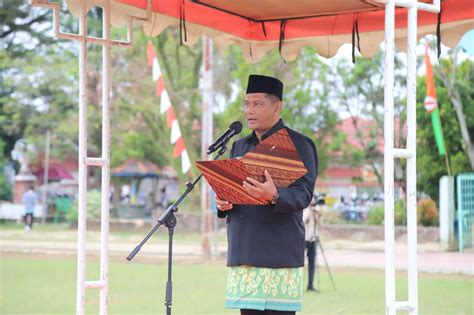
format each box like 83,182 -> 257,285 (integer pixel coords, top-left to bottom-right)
147,40 -> 191,173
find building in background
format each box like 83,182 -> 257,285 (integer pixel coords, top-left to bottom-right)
318,117 -> 404,203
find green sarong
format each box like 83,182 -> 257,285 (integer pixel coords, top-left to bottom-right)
225,265 -> 303,311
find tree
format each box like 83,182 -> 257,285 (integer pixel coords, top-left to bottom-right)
329,51 -> 407,190
434,47 -> 474,170
109,30 -> 174,169
104,28 -> 207,182
1,1 -> 54,58
1,1 -> 81,157
2,6 -> 151,170
0,139 -> 12,200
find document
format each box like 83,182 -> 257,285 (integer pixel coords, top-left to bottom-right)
196,128 -> 308,205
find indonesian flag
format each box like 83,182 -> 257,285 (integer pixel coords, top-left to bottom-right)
424,44 -> 446,156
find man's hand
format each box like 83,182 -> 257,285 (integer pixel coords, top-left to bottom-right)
243,170 -> 278,202
215,197 -> 233,211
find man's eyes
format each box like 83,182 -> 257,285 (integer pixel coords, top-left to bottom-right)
242,102 -> 264,110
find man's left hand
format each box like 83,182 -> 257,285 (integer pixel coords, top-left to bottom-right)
243,170 -> 278,202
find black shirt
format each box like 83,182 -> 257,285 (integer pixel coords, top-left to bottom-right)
218,119 -> 318,268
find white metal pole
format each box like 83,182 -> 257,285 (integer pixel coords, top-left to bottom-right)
100,0 -> 111,313
406,4 -> 418,315
200,36 -> 214,259
30,2 -> 150,314
76,0 -> 88,313
41,130 -> 51,224
383,1 -> 396,314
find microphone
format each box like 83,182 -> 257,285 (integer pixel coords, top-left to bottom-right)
207,121 -> 243,154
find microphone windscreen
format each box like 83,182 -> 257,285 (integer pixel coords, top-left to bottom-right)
230,121 -> 243,135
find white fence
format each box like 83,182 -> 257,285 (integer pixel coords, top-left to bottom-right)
0,203 -> 45,220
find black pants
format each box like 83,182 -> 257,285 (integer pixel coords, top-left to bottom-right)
306,240 -> 317,289
24,213 -> 34,229
241,310 -> 295,315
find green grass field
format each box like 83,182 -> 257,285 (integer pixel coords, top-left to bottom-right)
0,254 -> 472,315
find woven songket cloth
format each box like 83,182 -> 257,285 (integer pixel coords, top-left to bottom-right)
225,265 -> 303,311
195,128 -> 308,205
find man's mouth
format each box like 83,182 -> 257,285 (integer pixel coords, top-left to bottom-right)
247,118 -> 257,123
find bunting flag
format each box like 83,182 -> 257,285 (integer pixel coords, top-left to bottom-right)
147,40 -> 191,173
424,44 -> 447,156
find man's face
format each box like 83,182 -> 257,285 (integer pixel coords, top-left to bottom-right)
243,93 -> 281,132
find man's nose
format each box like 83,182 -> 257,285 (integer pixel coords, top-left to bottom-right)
245,106 -> 256,114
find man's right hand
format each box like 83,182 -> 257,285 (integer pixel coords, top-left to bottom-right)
215,197 -> 233,211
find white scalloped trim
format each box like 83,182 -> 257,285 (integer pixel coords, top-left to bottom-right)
65,0 -> 474,63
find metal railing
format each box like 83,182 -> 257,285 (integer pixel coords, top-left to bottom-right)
457,173 -> 474,252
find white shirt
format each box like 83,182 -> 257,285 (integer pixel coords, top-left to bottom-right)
303,204 -> 322,242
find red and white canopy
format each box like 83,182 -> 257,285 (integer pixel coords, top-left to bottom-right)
65,0 -> 473,61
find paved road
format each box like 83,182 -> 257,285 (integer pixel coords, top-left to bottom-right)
1,229 -> 472,275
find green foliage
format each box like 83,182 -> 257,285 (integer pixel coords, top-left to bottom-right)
0,140 -> 12,200
394,199 -> 407,226
366,203 -> 384,225
105,30 -> 205,191
21,49 -> 82,158
0,172 -> 12,201
1,2 -> 82,158
367,199 -> 440,227
1,1 -> 54,57
417,198 -> 439,227
367,200 -> 406,226
65,204 -> 78,222
66,190 -> 101,221
329,51 -> 408,187
150,30 -> 204,170
86,190 -> 102,219
2,41 -> 83,162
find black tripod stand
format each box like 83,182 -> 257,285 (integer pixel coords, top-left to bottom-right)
126,145 -> 229,315
315,237 -> 336,291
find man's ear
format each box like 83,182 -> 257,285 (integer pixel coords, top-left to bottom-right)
274,101 -> 282,114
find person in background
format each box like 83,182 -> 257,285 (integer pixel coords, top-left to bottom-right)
151,187 -> 169,223
303,194 -> 323,291
22,186 -> 38,232
159,187 -> 169,209
145,192 -> 155,221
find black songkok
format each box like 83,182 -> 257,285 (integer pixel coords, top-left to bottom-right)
245,74 -> 283,101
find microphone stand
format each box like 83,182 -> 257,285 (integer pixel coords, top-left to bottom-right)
127,144 -> 229,315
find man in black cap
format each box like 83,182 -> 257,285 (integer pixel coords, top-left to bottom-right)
216,74 -> 318,315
